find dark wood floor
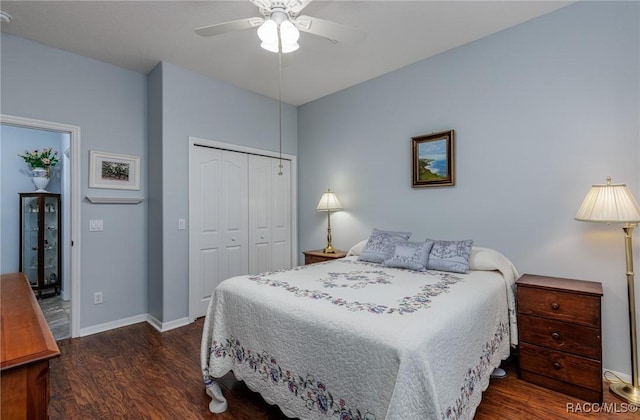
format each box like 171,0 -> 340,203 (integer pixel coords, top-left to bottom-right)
50,319 -> 637,419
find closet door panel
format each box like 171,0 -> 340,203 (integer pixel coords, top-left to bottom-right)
271,158 -> 291,271
193,149 -> 223,315
249,155 -> 272,274
221,151 -> 249,278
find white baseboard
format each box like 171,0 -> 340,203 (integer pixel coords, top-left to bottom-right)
146,314 -> 191,332
79,314 -> 148,337
603,368 -> 631,383
78,313 -> 192,337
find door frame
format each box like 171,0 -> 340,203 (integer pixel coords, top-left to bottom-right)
1,114 -> 82,338
188,136 -> 298,322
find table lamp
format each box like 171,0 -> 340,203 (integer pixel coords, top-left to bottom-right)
575,177 -> 640,404
316,189 -> 342,253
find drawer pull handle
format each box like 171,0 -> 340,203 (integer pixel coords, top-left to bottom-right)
551,332 -> 560,340
552,362 -> 561,370
551,303 -> 560,310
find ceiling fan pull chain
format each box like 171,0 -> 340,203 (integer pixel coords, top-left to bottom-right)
277,25 -> 284,176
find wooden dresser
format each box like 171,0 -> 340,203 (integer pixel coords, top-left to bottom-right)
303,249 -> 347,265
516,274 -> 603,403
1,272 -> 60,419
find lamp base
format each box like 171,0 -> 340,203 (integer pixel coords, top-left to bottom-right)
610,382 -> 640,404
324,245 -> 336,254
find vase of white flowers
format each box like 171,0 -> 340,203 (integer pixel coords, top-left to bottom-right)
18,148 -> 59,192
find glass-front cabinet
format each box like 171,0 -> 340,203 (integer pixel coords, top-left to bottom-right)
19,193 -> 61,298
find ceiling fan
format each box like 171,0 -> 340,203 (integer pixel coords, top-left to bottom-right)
195,0 -> 364,53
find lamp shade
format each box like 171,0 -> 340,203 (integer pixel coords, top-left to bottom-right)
257,19 -> 279,52
316,190 -> 342,211
257,17 -> 299,53
279,20 -> 300,53
575,177 -> 640,223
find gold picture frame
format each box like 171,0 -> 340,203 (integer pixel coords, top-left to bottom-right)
411,130 -> 455,188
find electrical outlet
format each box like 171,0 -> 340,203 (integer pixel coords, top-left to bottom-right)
94,291 -> 103,304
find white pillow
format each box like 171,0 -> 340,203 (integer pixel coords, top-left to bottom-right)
346,240 -> 368,257
468,247 -> 520,282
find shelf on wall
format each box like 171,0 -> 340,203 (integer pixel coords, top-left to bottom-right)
85,196 -> 144,204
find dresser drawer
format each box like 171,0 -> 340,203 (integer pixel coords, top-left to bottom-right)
518,315 -> 601,359
517,287 -> 600,327
519,343 -> 602,391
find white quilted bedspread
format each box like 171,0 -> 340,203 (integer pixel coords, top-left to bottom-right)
202,250 -> 518,420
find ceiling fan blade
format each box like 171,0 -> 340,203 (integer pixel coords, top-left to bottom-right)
195,17 -> 264,37
286,0 -> 314,15
250,0 -> 313,16
295,15 -> 365,45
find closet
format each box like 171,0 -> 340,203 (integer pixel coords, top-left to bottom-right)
191,145 -> 292,317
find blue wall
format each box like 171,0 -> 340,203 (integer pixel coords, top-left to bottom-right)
298,1 -> 639,375
1,33 -> 148,328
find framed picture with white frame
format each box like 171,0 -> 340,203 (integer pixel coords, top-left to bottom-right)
89,150 -> 140,190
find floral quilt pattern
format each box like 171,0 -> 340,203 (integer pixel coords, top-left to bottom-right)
247,259 -> 464,315
441,320 -> 509,419
210,337 -> 377,420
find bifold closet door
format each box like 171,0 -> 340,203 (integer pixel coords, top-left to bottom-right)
248,155 -> 291,274
192,147 -> 248,316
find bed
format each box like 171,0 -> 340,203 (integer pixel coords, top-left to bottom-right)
201,243 -> 518,420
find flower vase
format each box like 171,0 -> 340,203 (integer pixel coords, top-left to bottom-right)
32,167 -> 50,192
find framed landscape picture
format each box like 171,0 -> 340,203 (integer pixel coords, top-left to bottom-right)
411,130 -> 455,188
89,150 -> 140,190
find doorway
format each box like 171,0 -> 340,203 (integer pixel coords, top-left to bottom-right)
1,114 -> 81,338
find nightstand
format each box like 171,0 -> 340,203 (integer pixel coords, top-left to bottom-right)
516,274 -> 603,403
303,249 -> 347,265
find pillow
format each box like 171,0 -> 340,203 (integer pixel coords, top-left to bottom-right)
426,239 -> 474,273
358,228 -> 412,263
469,246 -> 520,282
383,240 -> 434,271
346,239 -> 368,257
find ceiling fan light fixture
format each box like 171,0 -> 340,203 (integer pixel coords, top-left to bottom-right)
257,18 -> 278,44
257,13 -> 299,53
260,40 -> 280,53
279,20 -> 300,53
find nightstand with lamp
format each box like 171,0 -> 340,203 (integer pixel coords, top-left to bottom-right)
304,189 -> 346,265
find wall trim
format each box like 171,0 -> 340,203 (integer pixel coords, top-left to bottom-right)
1,114 -> 82,338
146,314 -> 191,333
603,368 -> 631,384
78,314 -> 147,337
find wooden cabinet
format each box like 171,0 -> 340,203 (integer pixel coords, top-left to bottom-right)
1,272 -> 60,419
19,193 -> 61,298
517,274 -> 603,403
303,249 -> 347,265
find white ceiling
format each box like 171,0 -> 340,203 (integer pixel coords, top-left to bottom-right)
0,1 -> 573,106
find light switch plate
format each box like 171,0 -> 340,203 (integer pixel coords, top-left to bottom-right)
178,218 -> 186,230
89,220 -> 104,232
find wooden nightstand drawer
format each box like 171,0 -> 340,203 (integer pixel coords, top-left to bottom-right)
303,249 -> 347,265
305,255 -> 330,264
517,286 -> 600,327
518,315 -> 601,359
519,343 -> 602,391
516,274 -> 603,403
